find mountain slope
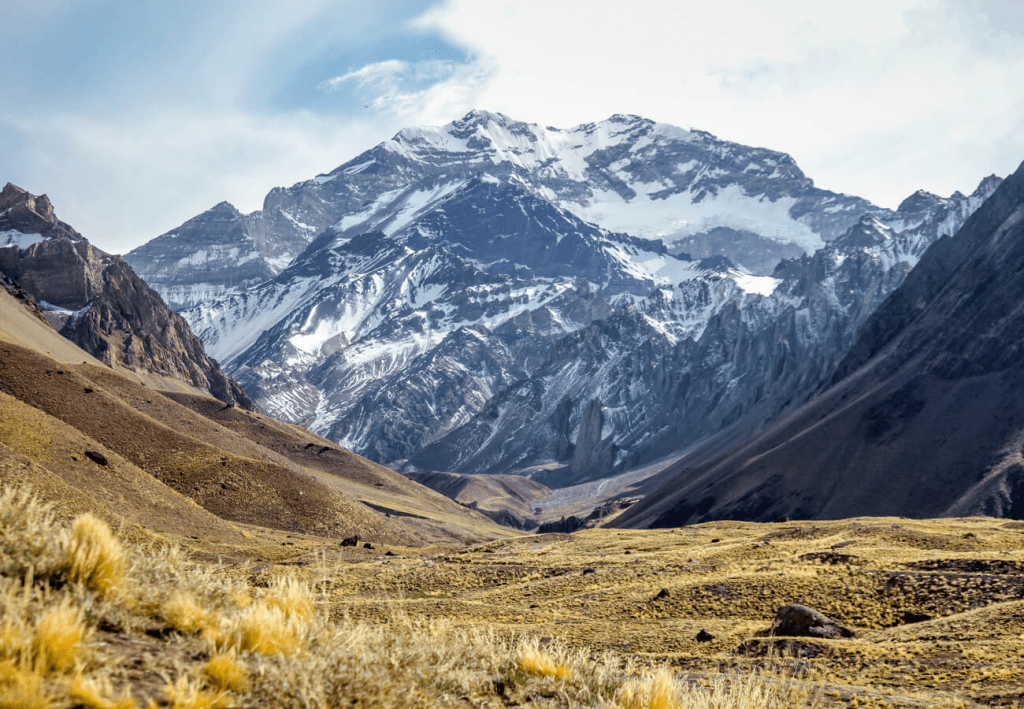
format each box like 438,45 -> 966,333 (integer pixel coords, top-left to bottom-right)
0,257 -> 508,545
611,159 -> 1024,526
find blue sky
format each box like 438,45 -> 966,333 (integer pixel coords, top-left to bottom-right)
2,0 -> 1023,252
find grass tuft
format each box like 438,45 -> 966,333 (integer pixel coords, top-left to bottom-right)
65,513 -> 125,596
203,652 -> 247,693
617,668 -> 679,709
69,674 -> 137,709
0,487 -> 66,581
33,599 -> 87,672
161,674 -> 231,709
264,575 -> 315,625
0,659 -> 53,709
516,637 -> 572,680
222,602 -> 305,656
161,591 -> 209,634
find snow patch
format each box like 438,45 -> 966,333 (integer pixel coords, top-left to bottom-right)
0,230 -> 46,250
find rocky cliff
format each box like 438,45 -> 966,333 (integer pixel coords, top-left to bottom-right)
0,183 -> 252,408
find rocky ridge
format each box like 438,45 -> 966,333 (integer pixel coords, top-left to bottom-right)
0,183 -> 252,408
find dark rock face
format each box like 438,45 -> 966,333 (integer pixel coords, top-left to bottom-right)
769,604 -> 854,639
0,183 -> 252,409
611,160 -> 1024,527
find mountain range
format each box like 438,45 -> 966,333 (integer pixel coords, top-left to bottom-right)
0,188 -> 508,544
125,111 -> 999,489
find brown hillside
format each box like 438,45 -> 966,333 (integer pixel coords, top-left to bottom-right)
0,286 -> 509,548
407,470 -> 551,528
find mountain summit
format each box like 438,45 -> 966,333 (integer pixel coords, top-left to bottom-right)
124,113 -> 997,484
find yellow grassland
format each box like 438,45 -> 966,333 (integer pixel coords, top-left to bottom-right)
3,487 -> 1024,707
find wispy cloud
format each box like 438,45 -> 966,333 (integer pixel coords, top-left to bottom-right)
320,57 -> 493,124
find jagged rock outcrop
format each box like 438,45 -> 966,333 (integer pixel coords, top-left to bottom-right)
0,183 -> 252,408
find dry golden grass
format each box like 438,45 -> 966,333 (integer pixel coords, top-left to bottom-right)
6,486 -> 1024,707
66,513 -> 125,596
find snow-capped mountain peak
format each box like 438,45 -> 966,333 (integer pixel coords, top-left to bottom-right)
124,111 -> 1002,484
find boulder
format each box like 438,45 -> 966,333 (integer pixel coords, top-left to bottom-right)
769,604 -> 854,639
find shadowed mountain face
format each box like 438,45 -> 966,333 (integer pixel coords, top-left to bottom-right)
0,183 -> 252,409
612,160 -> 1024,527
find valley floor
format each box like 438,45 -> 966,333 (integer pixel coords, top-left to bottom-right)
4,487 -> 1024,708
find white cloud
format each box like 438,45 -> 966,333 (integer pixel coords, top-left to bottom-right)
1,109 -> 393,254
4,0 -> 1022,256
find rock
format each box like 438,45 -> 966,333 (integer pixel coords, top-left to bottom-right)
340,535 -> 359,547
901,611 -> 932,624
582,567 -> 596,575
363,542 -> 373,550
653,588 -> 670,601
696,629 -> 714,642
769,604 -> 854,639
84,450 -> 108,466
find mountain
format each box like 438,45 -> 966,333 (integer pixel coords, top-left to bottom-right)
0,269 -> 508,546
176,173 -> 782,478
126,110 -> 879,306
406,176 -> 998,483
125,111 -> 996,483
611,159 -> 1024,526
0,183 -> 252,408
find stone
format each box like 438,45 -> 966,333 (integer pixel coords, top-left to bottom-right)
84,450 -> 108,466
769,604 -> 854,639
696,629 -> 714,642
